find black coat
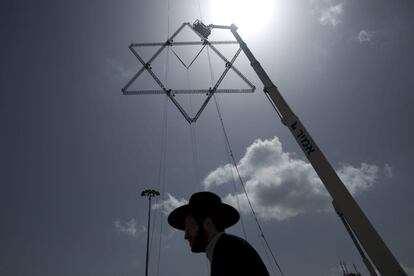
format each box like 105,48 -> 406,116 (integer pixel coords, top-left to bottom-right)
210,233 -> 270,276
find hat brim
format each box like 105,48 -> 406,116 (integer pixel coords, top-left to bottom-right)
168,203 -> 240,230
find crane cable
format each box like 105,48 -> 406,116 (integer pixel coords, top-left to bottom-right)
204,47 -> 248,240
154,2 -> 172,275
195,0 -> 250,242
152,1 -> 285,275
211,91 -> 286,276
195,4 -> 213,276
155,96 -> 169,276
202,21 -> 286,276
186,69 -> 201,190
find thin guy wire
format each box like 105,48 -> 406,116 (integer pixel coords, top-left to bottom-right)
259,232 -> 276,273
194,3 -> 210,275
155,5 -> 171,274
212,98 -> 285,276
185,69 -> 201,190
205,36 -> 286,276
155,96 -> 169,276
205,46 -> 249,240
195,4 -> 210,276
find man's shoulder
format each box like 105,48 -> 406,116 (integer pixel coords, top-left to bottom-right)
216,233 -> 254,251
220,233 -> 249,243
212,233 -> 270,276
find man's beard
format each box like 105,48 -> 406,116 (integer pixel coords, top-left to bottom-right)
191,225 -> 208,253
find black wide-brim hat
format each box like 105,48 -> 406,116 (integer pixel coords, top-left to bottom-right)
168,191 -> 240,230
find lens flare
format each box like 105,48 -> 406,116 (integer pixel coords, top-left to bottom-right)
212,0 -> 276,35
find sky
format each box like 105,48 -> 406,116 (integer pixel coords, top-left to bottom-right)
1,0 -> 413,275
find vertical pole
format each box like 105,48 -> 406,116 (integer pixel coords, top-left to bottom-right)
145,196 -> 151,276
141,189 -> 160,276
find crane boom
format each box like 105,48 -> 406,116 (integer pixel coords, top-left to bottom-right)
205,22 -> 406,276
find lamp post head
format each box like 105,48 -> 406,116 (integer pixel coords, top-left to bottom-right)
141,189 -> 160,198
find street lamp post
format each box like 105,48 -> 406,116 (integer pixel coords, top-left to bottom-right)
141,189 -> 160,276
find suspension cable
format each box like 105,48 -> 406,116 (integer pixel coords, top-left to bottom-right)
197,0 -> 203,22
185,68 -> 201,190
205,39 -> 286,276
155,96 -> 169,276
204,44 -> 248,239
213,93 -> 286,276
190,122 -> 201,189
195,4 -> 211,275
150,76 -> 169,276
155,3 -> 171,274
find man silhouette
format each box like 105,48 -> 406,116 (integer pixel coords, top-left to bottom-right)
168,191 -> 269,276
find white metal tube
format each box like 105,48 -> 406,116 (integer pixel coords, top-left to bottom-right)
228,25 -> 406,276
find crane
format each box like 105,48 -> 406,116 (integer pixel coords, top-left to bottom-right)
123,19 -> 407,275
191,20 -> 407,276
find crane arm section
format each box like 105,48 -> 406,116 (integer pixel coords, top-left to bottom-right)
217,24 -> 407,276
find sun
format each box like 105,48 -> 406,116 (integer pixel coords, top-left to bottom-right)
211,0 -> 276,35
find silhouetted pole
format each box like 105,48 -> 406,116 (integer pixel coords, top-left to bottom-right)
141,189 -> 160,276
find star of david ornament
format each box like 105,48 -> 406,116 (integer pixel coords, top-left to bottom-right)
122,20 -> 255,124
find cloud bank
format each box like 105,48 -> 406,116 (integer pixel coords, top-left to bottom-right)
104,58 -> 134,82
358,30 -> 376,43
153,193 -> 188,215
317,2 -> 344,27
114,218 -> 145,238
356,29 -> 393,48
202,136 -> 386,221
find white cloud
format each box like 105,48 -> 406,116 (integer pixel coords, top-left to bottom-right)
358,30 -> 375,43
203,163 -> 237,189
355,29 -> 394,49
337,162 -> 379,194
104,58 -> 134,82
317,2 -> 344,27
203,136 -> 381,221
153,193 -> 188,215
114,218 -> 145,238
383,163 -> 393,178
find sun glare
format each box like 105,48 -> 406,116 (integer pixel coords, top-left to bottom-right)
212,0 -> 276,35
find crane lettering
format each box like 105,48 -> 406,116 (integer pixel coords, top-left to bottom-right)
290,122 -> 316,155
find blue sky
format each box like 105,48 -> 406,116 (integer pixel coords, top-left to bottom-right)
1,0 -> 413,275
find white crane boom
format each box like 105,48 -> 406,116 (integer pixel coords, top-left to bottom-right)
203,22 -> 406,276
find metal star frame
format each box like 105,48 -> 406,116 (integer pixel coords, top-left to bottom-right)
122,20 -> 255,124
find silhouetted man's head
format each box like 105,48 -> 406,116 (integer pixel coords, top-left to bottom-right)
184,214 -> 209,252
168,192 -> 240,252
